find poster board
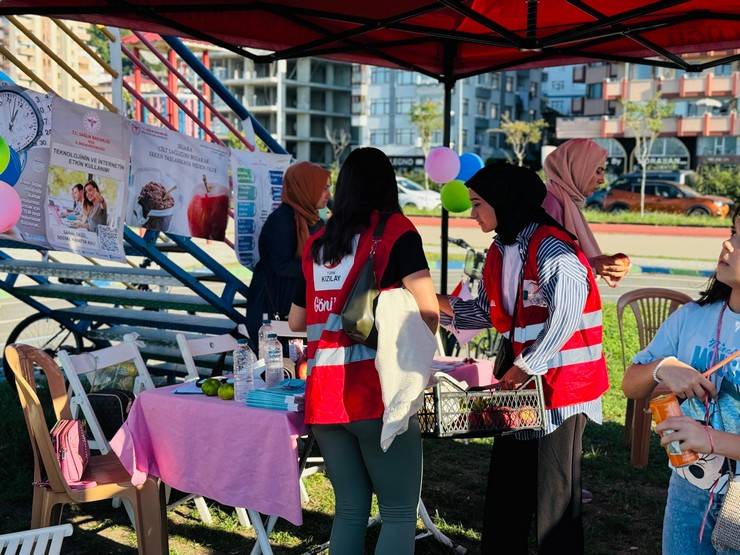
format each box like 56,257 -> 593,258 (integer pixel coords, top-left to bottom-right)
126,121 -> 231,240
230,149 -> 292,269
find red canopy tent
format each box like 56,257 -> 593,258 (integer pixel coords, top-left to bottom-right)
2,0 -> 739,290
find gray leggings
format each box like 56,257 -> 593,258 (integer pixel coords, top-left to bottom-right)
312,418 -> 422,555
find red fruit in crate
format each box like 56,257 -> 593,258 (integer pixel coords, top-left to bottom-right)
498,407 -> 520,429
518,406 -> 539,426
187,177 -> 229,240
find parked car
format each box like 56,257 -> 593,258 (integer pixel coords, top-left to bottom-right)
603,179 -> 733,217
585,187 -> 609,210
621,170 -> 699,187
396,177 -> 442,210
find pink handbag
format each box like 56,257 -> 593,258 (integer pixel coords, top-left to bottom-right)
50,419 -> 90,483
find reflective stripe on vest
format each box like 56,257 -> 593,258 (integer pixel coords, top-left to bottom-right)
307,313 -> 375,373
548,343 -> 603,368
502,310 -> 602,344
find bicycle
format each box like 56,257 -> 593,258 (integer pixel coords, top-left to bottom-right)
441,237 -> 502,360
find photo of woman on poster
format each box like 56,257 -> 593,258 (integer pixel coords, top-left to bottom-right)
76,179 -> 108,232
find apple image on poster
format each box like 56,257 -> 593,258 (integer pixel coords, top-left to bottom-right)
187,174 -> 229,240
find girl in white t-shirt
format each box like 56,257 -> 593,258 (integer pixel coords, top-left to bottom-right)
623,206 -> 740,554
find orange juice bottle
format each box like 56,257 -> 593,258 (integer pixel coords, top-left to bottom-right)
649,394 -> 699,467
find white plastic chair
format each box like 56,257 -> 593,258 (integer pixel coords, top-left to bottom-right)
0,523 -> 73,555
58,334 -> 154,455
175,326 -> 253,528
59,334 -> 212,526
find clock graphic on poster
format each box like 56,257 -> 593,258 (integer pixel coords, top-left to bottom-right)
0,87 -> 44,152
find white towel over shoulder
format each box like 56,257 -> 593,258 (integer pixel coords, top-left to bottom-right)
375,288 -> 437,451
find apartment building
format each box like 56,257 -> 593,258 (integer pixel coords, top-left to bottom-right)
541,64 -> 586,116
352,65 -> 543,167
209,51 -> 352,165
555,56 -> 740,171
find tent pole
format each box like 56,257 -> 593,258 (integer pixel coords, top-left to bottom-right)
440,43 -> 455,295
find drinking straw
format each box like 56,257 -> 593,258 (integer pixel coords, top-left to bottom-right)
702,351 -> 740,379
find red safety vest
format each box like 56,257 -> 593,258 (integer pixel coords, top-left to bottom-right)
483,224 -> 609,409
302,211 -> 418,424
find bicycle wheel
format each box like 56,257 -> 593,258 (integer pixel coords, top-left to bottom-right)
2,312 -> 84,389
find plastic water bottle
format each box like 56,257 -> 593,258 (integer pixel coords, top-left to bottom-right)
257,313 -> 274,359
233,339 -> 256,402
264,333 -> 284,388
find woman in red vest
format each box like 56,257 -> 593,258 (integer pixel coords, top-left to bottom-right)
438,163 -> 609,554
289,147 -> 438,554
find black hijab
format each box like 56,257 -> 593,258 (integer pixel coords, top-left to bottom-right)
466,162 -> 561,245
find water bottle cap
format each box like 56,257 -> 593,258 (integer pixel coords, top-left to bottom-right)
262,313 -> 270,323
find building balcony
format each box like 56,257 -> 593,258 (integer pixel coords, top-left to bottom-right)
602,72 -> 740,102
556,112 -> 740,139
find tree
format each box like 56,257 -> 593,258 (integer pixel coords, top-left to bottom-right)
410,100 -> 443,187
493,115 -> 548,167
622,92 -> 674,216
325,126 -> 351,177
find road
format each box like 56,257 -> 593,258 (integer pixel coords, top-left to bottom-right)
0,221 -> 721,357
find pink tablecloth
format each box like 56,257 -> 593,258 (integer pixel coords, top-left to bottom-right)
110,385 -> 308,525
432,356 -> 496,388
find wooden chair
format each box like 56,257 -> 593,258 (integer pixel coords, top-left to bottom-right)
617,288 -> 692,468
0,523 -> 72,555
4,344 -> 168,555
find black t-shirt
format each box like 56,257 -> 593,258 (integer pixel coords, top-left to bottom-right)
292,230 -> 428,308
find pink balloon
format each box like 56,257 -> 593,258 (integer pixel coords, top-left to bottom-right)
425,147 -> 461,184
0,181 -> 21,233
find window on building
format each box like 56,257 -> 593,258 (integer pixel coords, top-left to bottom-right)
549,99 -> 564,113
370,100 -> 390,115
489,133 -> 497,147
370,130 -> 389,146
478,73 -> 490,86
542,72 -> 549,82
351,66 -> 363,84
432,130 -> 442,144
551,80 -> 564,91
491,73 -> 501,89
371,68 -> 391,84
475,129 -> 486,146
490,103 -> 498,118
529,82 -> 538,97
333,64 -> 351,87
505,76 -> 514,92
502,108 -> 511,120
416,74 -> 437,85
477,100 -> 487,116
462,129 -> 468,147
714,64 -> 732,76
586,83 -> 603,99
463,98 -> 469,116
633,64 -> 654,80
396,98 -> 413,114
397,71 -> 415,85
395,128 -> 414,145
572,65 -> 586,83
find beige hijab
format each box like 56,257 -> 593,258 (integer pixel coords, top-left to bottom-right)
544,139 -> 607,258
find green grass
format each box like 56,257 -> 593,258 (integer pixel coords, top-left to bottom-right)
402,205 -> 730,228
0,303 -> 670,554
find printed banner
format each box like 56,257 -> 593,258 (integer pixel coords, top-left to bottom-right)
45,97 -> 131,260
127,121 -> 231,240
0,83 -> 53,246
230,149 -> 292,269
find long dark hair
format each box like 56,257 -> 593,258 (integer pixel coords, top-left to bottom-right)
311,147 -> 401,265
697,204 -> 739,306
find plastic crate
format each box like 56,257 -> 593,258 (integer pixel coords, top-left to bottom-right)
418,374 -> 546,438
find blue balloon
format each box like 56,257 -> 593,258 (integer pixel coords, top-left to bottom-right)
456,152 -> 485,182
0,147 -> 22,186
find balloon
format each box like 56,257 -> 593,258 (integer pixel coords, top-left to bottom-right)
0,181 -> 21,233
0,137 -> 9,174
440,180 -> 471,213
0,147 -> 21,186
456,152 -> 484,182
425,147 -> 460,184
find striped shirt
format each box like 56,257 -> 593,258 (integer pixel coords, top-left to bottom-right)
443,222 -> 603,436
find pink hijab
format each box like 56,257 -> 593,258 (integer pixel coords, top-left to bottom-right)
543,139 -> 607,258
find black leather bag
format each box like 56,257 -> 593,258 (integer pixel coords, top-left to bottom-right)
88,389 -> 135,440
340,213 -> 390,350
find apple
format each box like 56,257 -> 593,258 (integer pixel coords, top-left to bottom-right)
187,178 -> 229,240
613,252 -> 631,268
296,357 -> 308,380
517,406 -> 539,427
